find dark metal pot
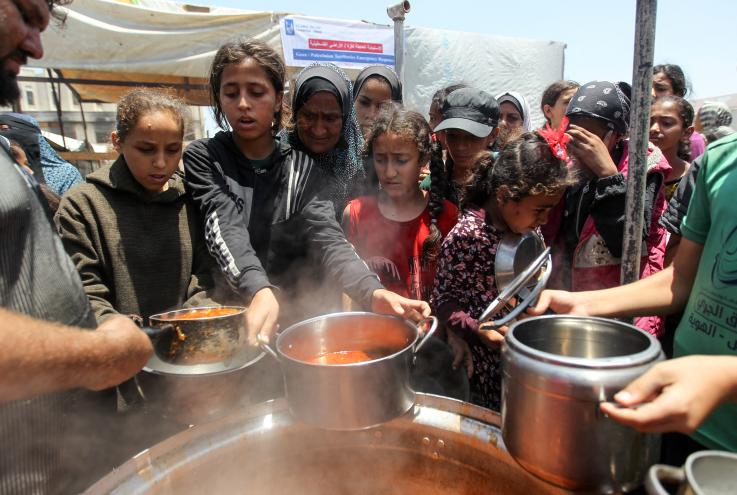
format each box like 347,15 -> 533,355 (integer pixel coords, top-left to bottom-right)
502,315 -> 664,493
261,312 -> 437,430
148,306 -> 247,365
84,394 -> 570,495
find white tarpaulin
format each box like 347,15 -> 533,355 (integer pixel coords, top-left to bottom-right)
279,15 -> 394,69
403,26 -> 566,128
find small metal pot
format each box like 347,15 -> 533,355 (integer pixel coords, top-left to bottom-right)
261,312 -> 437,430
148,306 -> 247,365
502,315 -> 664,493
646,450 -> 737,495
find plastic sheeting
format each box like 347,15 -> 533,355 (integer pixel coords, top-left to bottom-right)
403,26 -> 565,128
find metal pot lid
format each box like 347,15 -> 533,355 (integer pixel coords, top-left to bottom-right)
143,347 -> 265,376
495,231 -> 547,291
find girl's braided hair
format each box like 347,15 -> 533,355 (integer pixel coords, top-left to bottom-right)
466,132 -> 577,207
363,102 -> 448,262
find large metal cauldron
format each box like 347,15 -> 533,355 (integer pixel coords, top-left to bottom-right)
84,394 -> 570,495
502,315 -> 664,493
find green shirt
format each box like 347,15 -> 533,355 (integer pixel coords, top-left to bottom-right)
676,132 -> 737,452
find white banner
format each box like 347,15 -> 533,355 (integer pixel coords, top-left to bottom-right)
279,15 -> 395,70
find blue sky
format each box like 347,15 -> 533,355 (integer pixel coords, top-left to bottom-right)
203,0 -> 735,100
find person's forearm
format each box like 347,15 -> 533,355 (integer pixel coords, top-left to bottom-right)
0,309 -> 114,402
721,356 -> 737,403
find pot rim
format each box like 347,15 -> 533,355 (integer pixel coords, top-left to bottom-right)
506,315 -> 662,369
275,311 -> 421,367
685,450 -> 737,487
149,305 -> 247,322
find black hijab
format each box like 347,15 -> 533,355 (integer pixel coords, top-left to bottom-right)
565,81 -> 631,134
0,114 -> 45,181
353,65 -> 402,103
292,65 -> 352,125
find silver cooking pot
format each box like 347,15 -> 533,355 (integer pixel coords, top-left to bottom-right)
646,450 -> 737,495
84,394 -> 570,495
260,312 -> 437,430
502,315 -> 664,493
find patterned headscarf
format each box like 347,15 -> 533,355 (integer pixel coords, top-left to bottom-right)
565,81 -> 631,134
495,91 -> 532,131
698,102 -> 735,144
0,113 -> 82,194
287,63 -> 364,216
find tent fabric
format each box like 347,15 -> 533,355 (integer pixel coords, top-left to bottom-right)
39,0 -> 290,103
403,26 -> 565,128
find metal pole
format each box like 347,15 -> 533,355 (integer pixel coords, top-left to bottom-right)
621,0 -> 657,285
386,2 -> 410,91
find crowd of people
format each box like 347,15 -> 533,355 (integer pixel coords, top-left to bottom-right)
1,0 -> 737,493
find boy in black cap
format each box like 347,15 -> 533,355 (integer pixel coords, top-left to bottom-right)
420,87 -> 500,203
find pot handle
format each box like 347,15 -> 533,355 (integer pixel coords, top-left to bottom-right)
413,316 -> 438,355
141,324 -> 174,342
644,464 -> 685,495
258,340 -> 279,360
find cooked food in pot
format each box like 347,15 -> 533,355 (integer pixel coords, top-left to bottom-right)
161,307 -> 242,320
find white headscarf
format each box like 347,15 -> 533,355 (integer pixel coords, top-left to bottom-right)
495,91 -> 532,131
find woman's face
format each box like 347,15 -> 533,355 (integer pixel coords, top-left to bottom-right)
296,91 -> 343,154
355,77 -> 392,138
113,110 -> 183,194
652,72 -> 675,98
218,59 -> 282,146
650,100 -> 690,155
545,87 -> 577,129
372,132 -> 423,200
498,191 -> 564,234
497,102 -> 525,148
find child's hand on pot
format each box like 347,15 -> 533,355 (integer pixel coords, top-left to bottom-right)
447,329 -> 474,378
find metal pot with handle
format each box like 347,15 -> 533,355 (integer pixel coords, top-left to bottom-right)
260,312 -> 437,430
646,450 -> 737,495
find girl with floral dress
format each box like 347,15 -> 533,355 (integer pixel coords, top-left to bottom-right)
431,132 -> 575,410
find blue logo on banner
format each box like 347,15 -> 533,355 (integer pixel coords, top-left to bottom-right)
284,19 -> 295,35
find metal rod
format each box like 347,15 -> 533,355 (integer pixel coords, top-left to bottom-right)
17,76 -> 208,91
47,69 -> 67,149
620,0 -> 657,285
58,70 -> 91,147
386,2 -> 410,92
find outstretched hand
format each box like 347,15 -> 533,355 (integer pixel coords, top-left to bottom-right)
527,289 -> 589,317
600,355 -> 737,434
371,288 -> 431,323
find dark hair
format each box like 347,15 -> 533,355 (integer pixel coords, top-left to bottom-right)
653,64 -> 688,97
364,103 -> 446,262
653,95 -> 694,161
466,133 -> 576,207
208,39 -> 286,132
115,88 -> 190,142
431,83 -> 468,109
540,80 -> 580,122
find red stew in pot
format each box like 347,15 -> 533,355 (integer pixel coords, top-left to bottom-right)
165,308 -> 242,320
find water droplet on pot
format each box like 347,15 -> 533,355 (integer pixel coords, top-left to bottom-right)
421,436 -> 431,446
436,439 -> 445,449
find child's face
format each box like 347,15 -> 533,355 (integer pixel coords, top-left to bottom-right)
498,191 -> 564,234
650,100 -> 691,155
296,91 -> 343,155
373,132 -> 423,199
444,129 -> 493,170
652,72 -> 674,98
544,87 -> 577,129
355,78 -> 392,138
219,58 -> 283,145
113,110 -> 182,194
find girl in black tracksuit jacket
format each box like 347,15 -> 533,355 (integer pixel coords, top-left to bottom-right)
184,39 -> 428,340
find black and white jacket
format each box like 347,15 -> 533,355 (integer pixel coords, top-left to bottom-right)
184,132 -> 381,321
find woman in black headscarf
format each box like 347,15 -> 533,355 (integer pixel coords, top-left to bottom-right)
0,114 -> 45,182
353,65 -> 402,139
286,63 -> 364,217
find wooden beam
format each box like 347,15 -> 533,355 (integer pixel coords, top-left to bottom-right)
59,151 -> 118,161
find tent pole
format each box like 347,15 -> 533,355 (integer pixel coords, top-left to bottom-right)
387,2 -> 410,92
58,70 -> 91,148
47,69 -> 67,150
621,0 -> 657,286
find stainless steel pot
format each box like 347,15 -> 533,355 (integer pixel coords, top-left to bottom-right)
148,306 -> 249,365
646,450 -> 737,495
84,394 -> 571,495
502,315 -> 664,493
261,312 -> 437,430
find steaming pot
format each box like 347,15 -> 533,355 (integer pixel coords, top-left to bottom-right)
502,315 -> 664,493
261,312 -> 437,430
84,394 -> 570,495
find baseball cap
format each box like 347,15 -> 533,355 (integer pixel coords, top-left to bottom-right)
434,88 -> 500,138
